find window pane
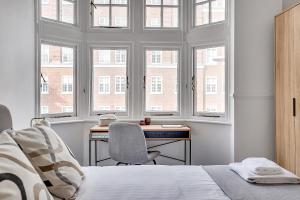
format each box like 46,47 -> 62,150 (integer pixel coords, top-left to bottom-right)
41,0 -> 57,20
195,3 -> 209,26
146,50 -> 178,112
40,44 -> 75,115
146,7 -> 161,27
163,0 -> 178,5
111,0 -> 127,4
93,6 -> 110,26
94,0 -> 110,4
61,0 -> 74,24
163,7 -> 178,28
146,0 -> 161,5
195,46 -> 225,113
211,0 -> 225,23
93,49 -> 127,112
111,6 -> 128,27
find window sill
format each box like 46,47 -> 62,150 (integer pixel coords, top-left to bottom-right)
40,18 -> 79,30
49,117 -> 231,126
48,118 -> 84,125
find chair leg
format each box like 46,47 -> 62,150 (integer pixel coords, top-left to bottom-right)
153,159 -> 157,165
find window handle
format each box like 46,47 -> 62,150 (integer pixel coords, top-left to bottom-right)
90,0 -> 96,9
143,76 -> 146,89
191,76 -> 195,91
293,98 -> 296,117
41,73 -> 47,83
90,0 -> 96,16
126,76 -> 129,89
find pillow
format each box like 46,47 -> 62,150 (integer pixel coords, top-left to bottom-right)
11,126 -> 85,199
0,131 -> 53,200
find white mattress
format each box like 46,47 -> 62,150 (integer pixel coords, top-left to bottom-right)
76,165 -> 230,200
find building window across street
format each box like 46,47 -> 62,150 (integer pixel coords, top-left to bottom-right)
98,76 -> 111,94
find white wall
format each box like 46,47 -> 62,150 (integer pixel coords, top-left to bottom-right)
234,0 -> 282,161
283,0 -> 300,8
0,0 -> 35,129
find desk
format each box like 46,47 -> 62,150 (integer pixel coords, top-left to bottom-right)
89,125 -> 191,166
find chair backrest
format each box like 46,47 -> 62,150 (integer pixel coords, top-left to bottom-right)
108,122 -> 148,164
0,104 -> 13,132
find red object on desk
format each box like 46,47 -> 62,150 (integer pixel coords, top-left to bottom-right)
145,117 -> 151,125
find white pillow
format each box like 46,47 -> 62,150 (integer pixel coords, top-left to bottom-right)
0,131 -> 53,200
11,125 -> 85,199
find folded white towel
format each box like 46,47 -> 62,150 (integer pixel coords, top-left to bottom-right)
229,162 -> 300,184
242,157 -> 282,175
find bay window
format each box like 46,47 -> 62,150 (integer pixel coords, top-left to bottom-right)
37,1 -> 231,122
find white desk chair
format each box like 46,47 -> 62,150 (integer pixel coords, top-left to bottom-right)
108,122 -> 160,165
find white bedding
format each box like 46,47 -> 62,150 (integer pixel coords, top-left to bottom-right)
76,165 -> 230,200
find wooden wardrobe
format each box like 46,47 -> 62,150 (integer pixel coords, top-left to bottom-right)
275,3 -> 300,176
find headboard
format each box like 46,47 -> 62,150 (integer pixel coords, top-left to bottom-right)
0,104 -> 13,131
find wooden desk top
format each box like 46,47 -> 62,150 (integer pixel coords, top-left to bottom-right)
90,124 -> 191,132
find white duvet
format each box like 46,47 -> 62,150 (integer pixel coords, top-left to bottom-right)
76,165 -> 229,200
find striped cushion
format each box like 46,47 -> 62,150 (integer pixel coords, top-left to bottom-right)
11,126 -> 85,199
0,131 -> 53,200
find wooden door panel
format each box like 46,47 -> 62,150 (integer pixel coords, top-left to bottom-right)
275,11 -> 295,173
293,5 -> 300,176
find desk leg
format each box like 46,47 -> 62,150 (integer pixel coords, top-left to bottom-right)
89,139 -> 91,166
189,140 -> 192,165
95,140 -> 97,166
184,140 -> 187,165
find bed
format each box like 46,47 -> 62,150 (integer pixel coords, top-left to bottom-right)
75,165 -> 300,200
1,105 -> 300,200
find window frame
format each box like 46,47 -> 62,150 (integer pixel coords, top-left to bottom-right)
90,45 -> 130,116
40,0 -> 78,26
144,0 -> 181,30
91,0 -> 130,29
143,46 -> 181,116
37,40 -> 78,118
192,0 -> 227,28
192,43 -> 228,119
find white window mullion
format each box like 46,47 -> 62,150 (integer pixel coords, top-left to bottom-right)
57,0 -> 61,21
